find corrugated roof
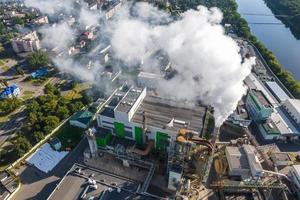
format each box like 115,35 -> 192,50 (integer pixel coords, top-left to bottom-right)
70,110 -> 93,124
266,81 -> 290,102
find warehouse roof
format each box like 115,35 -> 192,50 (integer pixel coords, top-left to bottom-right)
70,110 -> 93,125
131,95 -> 207,133
226,146 -> 249,170
115,88 -> 144,113
251,89 -> 272,108
49,164 -> 157,200
266,81 -> 290,102
285,99 -> 300,114
26,143 -> 68,173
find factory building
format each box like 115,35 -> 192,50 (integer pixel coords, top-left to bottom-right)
265,81 -> 290,103
257,107 -> 300,140
96,87 -> 208,152
11,31 -> 40,53
289,165 -> 300,190
137,72 -> 164,89
225,146 -> 250,179
282,99 -> 300,127
245,89 -> 273,122
225,144 -> 263,180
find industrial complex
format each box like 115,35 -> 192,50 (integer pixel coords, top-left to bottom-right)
1,0 -> 300,200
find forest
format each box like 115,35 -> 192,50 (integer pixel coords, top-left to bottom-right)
264,0 -> 300,39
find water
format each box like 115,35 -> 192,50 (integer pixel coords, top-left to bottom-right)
236,0 -> 300,81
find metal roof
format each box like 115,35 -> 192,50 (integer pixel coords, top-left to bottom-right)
266,81 -> 290,102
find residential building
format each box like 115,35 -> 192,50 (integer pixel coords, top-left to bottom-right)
69,110 -> 94,129
0,85 -> 20,99
33,16 -> 49,25
245,89 -> 273,122
11,31 -> 40,53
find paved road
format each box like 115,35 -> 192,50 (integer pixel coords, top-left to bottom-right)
13,138 -> 87,200
0,106 -> 26,145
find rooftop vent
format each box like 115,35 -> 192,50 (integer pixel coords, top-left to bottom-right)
174,119 -> 186,125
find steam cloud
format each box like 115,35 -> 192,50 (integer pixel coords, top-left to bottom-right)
23,1 -> 254,126
110,3 -> 254,125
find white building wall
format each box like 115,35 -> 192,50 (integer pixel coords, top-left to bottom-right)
290,166 -> 300,189
283,99 -> 300,125
128,88 -> 146,121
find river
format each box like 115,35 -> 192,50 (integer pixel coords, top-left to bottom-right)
236,0 -> 300,81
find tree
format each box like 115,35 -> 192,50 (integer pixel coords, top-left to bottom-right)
0,43 -> 4,55
0,98 -> 21,116
43,115 -> 60,129
56,106 -> 69,120
27,51 -> 49,69
44,83 -> 60,95
81,93 -> 93,105
32,131 -> 44,143
13,136 -> 32,157
68,101 -> 84,113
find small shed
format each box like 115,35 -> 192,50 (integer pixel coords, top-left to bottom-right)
49,137 -> 62,151
31,68 -> 48,78
69,110 -> 93,129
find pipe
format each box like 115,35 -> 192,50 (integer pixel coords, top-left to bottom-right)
176,134 -> 213,152
263,170 -> 291,181
130,140 -> 154,156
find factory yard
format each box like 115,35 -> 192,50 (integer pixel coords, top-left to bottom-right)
12,138 -> 87,200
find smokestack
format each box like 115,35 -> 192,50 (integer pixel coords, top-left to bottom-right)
143,111 -> 147,131
142,111 -> 147,144
86,128 -> 98,158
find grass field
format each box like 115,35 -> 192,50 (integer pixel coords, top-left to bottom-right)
54,122 -> 84,150
22,90 -> 35,100
64,83 -> 91,100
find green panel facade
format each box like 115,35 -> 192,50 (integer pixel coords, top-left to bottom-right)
134,127 -> 144,146
96,131 -> 112,148
96,138 -> 106,148
114,122 -> 125,138
156,132 -> 170,152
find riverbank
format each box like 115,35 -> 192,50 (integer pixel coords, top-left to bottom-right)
174,0 -> 300,98
264,0 -> 300,39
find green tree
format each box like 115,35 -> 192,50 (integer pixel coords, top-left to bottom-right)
44,83 -> 60,95
32,131 -> 44,143
0,98 -> 21,116
68,101 -> 84,113
56,106 -> 69,120
13,136 -> 32,157
27,51 -> 49,69
81,93 -> 93,105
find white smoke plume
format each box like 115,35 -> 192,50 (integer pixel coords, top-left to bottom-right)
79,7 -> 101,28
22,1 -> 254,126
109,3 -> 255,125
24,0 -> 75,14
39,22 -> 75,50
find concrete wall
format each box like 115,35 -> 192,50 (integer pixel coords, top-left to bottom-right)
283,100 -> 300,126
